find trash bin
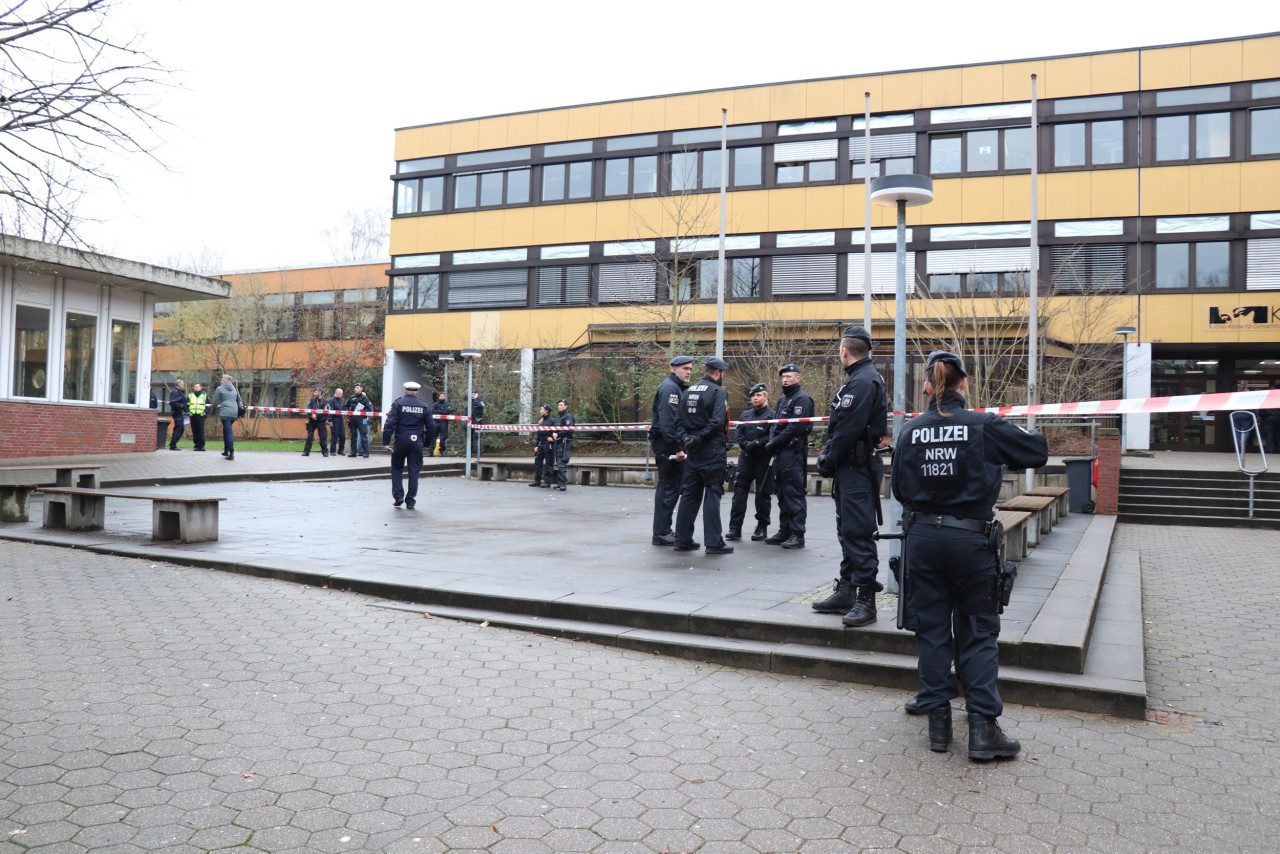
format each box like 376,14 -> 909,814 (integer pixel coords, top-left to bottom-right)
1063,456 -> 1096,514
156,419 -> 170,450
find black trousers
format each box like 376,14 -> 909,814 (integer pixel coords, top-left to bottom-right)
652,453 -> 683,537
533,443 -> 550,483
674,447 -> 727,548
329,418 -> 345,455
772,445 -> 807,535
304,418 -> 328,454
189,415 -> 206,450
904,523 -> 1003,717
728,452 -> 773,532
169,414 -> 185,448
834,459 -> 883,590
553,442 -> 571,485
390,434 -> 424,505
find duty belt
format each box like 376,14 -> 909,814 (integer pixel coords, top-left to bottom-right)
907,512 -> 992,535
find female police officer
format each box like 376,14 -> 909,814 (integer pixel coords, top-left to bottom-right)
891,351 -> 1048,760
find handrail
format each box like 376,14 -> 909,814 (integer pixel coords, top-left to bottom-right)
1230,410 -> 1268,520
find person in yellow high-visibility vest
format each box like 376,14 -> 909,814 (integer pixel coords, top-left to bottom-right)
186,382 -> 210,451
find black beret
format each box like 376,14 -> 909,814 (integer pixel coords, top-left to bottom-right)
705,356 -> 728,371
749,383 -> 768,395
925,350 -> 968,377
670,355 -> 694,366
539,402 -> 551,411
841,325 -> 874,348
778,363 -> 800,375
557,398 -> 569,405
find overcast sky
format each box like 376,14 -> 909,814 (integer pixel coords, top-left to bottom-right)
75,0 -> 1270,273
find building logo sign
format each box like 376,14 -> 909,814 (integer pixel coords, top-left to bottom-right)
1206,305 -> 1280,331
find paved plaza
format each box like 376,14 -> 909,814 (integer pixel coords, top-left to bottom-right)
1,452 -> 1277,851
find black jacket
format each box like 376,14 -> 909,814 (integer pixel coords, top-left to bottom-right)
824,358 -> 887,467
382,394 -> 436,447
650,371 -> 688,455
347,392 -> 372,425
735,404 -> 776,455
768,383 -> 814,451
680,374 -> 728,450
168,388 -> 189,416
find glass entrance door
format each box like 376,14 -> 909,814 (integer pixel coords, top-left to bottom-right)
1150,359 -> 1218,450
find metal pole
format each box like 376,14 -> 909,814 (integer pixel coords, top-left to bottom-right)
887,197 -> 908,591
465,359 -> 473,480
863,92 -> 873,331
1026,73 -> 1039,494
715,107 -> 728,359
1119,331 -> 1128,452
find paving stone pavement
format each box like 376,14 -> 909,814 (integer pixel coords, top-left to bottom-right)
1,526 -> 1277,854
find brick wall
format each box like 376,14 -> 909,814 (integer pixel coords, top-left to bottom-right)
0,402 -> 161,459
1095,427 -> 1120,516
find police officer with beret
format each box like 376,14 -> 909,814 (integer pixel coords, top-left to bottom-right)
813,326 -> 888,626
650,355 -> 694,545
529,402 -> 554,488
763,364 -> 814,548
892,351 -> 1048,760
727,382 -> 775,541
382,381 -> 436,509
551,398 -> 575,491
673,356 -> 733,555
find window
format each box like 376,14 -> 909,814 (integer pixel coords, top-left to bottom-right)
446,268 -> 528,309
733,147 -> 762,186
1053,120 -> 1124,167
930,127 -> 1031,174
62,313 -> 97,401
541,161 -> 592,201
1250,108 -> 1280,156
849,133 -> 916,180
1155,242 -> 1230,288
926,246 -> 1032,295
416,274 -> 440,310
773,138 -> 837,184
397,156 -> 444,173
604,155 -> 658,196
1155,113 -> 1230,162
771,254 -> 837,295
1050,244 -> 1127,292
926,271 -> 1025,295
536,265 -> 590,306
391,276 -> 413,310
687,257 -> 760,300
453,168 -> 529,209
599,262 -> 657,303
13,305 -> 50,398
109,320 -> 140,404
390,276 -> 437,311
1246,238 -> 1280,290
847,251 -> 917,295
671,148 -> 762,191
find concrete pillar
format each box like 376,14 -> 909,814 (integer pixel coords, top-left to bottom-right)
1095,428 -> 1121,516
519,348 -> 534,425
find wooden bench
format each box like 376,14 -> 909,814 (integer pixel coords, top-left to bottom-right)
997,494 -> 1058,546
0,465 -> 104,523
995,509 -> 1033,561
1027,485 -> 1070,523
476,459 -> 614,486
37,487 -> 225,543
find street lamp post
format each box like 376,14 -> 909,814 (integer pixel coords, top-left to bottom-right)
1115,326 -> 1136,452
870,174 -> 934,594
462,349 -> 481,479
437,353 -> 455,399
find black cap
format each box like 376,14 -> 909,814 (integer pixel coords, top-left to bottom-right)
670,355 -> 693,367
539,402 -> 551,411
748,382 -> 768,395
705,356 -> 728,371
925,350 -> 968,377
842,326 -> 874,349
778,363 -> 800,376
557,398 -> 568,405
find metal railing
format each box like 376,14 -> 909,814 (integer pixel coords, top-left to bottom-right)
1230,411 -> 1269,519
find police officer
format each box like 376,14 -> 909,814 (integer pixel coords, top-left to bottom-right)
673,356 -> 733,555
813,326 -> 888,626
892,350 -> 1048,760
551,398 -> 575,491
382,381 -> 437,509
763,364 -> 814,548
530,403 -> 554,488
167,379 -> 188,450
468,390 -> 487,458
727,382 -> 775,541
301,386 -> 329,457
430,392 -> 452,456
650,355 -> 694,545
187,381 -> 209,451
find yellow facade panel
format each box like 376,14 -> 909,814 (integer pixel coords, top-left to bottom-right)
880,70 -> 923,112
630,97 -> 666,133
728,85 -> 772,125
498,208 -> 535,247
765,188 -> 808,233
1035,55 -> 1089,100
1137,293 -> 1279,346
1141,44 -> 1193,91
696,91 -> 730,126
592,199 -> 632,241
802,186 -> 844,230
530,205 -> 568,247
443,212 -> 479,252
769,83 -> 810,120
1239,160 -> 1280,212
564,106 -> 601,142
921,177 -> 963,224
1089,169 -> 1139,218
918,67 -> 964,108
726,190 -> 773,234
804,78 -> 847,118
1242,35 -> 1280,81
998,60 -> 1042,102
844,77 -> 880,116
957,175 -> 1010,223
595,100 -> 634,137
448,121 -> 481,154
961,62 -> 1006,106
503,112 -> 541,149
560,202 -> 598,241
662,94 -> 704,131
1139,166 -> 1192,216
470,210 -> 508,249
1188,39 -> 1244,85
474,119 -> 509,152
1000,174 -> 1034,221
535,109 -> 571,144
1188,163 -> 1243,213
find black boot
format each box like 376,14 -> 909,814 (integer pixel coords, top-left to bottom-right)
725,527 -> 742,541
927,706 -> 952,752
967,713 -> 1020,761
904,697 -> 924,715
841,587 -> 877,627
764,529 -> 791,545
751,524 -> 768,541
528,481 -> 542,487
811,578 -> 854,614
780,534 -> 805,549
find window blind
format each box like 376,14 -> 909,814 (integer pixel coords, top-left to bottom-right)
1246,238 -> 1280,290
848,133 -> 916,159
926,247 -> 1031,274
537,265 -> 591,305
772,254 -> 837,295
773,139 -> 838,162
446,268 -> 528,309
847,252 -> 917,295
598,262 -> 657,303
1049,244 -> 1127,291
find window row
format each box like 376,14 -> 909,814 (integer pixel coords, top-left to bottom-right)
395,108 -> 1280,216
11,305 -> 140,404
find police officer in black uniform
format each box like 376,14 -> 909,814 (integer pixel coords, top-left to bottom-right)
551,398 -> 575,491
727,382 -> 775,541
892,350 -> 1048,760
650,355 -> 694,545
530,402 -> 554,488
813,327 -> 888,626
382,381 -> 436,510
673,356 -> 733,555
764,364 -> 814,549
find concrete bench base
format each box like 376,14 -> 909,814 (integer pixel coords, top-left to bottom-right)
995,509 -> 1033,560
998,494 -> 1059,545
38,487 -> 225,543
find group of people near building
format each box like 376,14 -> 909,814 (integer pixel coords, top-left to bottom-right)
162,375 -> 243,460
529,399 -> 575,491
648,328 -> 1049,762
298,384 -> 374,458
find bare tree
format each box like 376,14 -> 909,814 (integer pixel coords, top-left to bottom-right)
0,0 -> 169,244
321,208 -> 390,262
